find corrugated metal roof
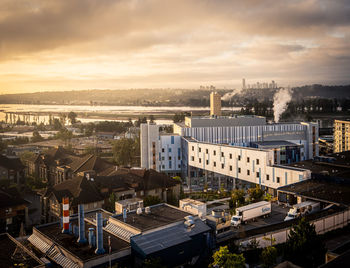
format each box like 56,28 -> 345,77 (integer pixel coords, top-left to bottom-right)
131,219 -> 210,255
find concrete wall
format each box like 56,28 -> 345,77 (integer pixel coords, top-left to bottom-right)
140,123 -> 159,170
185,116 -> 266,128
238,208 -> 350,249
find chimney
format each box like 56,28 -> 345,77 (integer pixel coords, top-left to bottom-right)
95,213 -> 105,255
88,228 -> 95,248
62,197 -> 70,234
77,204 -> 87,244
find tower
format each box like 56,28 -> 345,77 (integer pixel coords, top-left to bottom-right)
210,92 -> 222,116
242,78 -> 246,90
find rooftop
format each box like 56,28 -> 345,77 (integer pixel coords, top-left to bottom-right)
278,177 -> 350,206
252,140 -> 300,147
0,233 -> 44,268
34,219 -> 130,262
112,203 -> 191,232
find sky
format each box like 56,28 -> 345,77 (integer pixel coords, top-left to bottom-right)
0,0 -> 350,94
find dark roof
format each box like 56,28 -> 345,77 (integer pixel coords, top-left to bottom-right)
287,151 -> 350,178
0,155 -> 25,171
112,204 -> 191,232
131,218 -> 210,256
35,220 -> 129,261
0,188 -> 30,209
69,154 -> 114,174
278,177 -> 350,206
46,177 -> 103,206
94,169 -> 180,194
252,141 -> 299,147
0,233 -> 44,267
319,249 -> 350,268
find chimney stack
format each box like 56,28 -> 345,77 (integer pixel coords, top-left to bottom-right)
77,204 -> 87,244
95,213 -> 105,255
88,228 -> 95,248
62,197 -> 70,234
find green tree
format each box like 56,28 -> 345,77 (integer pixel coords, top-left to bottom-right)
261,246 -> 277,268
143,195 -> 161,207
247,185 -> 264,202
53,118 -> 63,130
32,130 -> 44,142
283,218 -> 326,268
230,189 -> 245,209
210,246 -> 245,268
113,138 -> 137,166
68,111 -> 78,124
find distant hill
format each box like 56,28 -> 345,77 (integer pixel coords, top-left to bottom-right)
0,85 -> 349,106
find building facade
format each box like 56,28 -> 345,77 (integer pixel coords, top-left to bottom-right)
210,91 -> 222,116
334,120 -> 350,153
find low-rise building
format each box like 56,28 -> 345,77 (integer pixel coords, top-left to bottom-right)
0,155 -> 25,183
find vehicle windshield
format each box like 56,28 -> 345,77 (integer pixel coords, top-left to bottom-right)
287,213 -> 295,218
232,217 -> 239,221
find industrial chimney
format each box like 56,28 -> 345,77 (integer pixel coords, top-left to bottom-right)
95,213 -> 105,255
62,197 -> 70,234
77,204 -> 87,244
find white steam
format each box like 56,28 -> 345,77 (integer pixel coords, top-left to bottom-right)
221,88 -> 242,101
273,87 -> 293,123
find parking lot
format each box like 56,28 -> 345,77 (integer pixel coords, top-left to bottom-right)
231,203 -> 290,232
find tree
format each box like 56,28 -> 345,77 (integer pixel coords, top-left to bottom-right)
230,189 -> 245,209
283,218 -> 326,268
143,257 -> 166,268
210,246 -> 245,268
32,130 -> 44,142
68,111 -> 78,124
143,195 -> 161,207
261,246 -> 277,268
247,185 -> 264,202
53,118 -> 63,130
112,138 -> 138,166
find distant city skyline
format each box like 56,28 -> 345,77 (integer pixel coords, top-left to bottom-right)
0,0 -> 350,94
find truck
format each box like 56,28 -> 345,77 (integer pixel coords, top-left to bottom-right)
231,201 -> 271,227
284,201 -> 320,221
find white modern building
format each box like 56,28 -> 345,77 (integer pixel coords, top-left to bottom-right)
141,123 -> 182,176
186,137 -> 311,195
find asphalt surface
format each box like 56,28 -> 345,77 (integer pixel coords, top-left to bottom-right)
231,203 -> 289,232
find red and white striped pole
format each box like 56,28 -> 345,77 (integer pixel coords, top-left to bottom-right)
62,197 -> 70,234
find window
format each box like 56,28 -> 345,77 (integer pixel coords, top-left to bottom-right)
178,156 -> 181,160
206,160 -> 209,165
162,165 -> 165,169
230,165 -> 232,171
238,167 -> 241,173
192,146 -> 194,151
162,156 -> 165,160
221,152 -> 224,157
221,163 -> 224,169
277,177 -> 280,183
169,156 -> 172,160
178,164 -> 181,168
256,159 -> 260,165
206,149 -> 209,154
230,153 -> 232,159
169,148 -> 172,153
266,174 -> 270,180
238,155 -> 241,161
247,157 -> 250,163
191,156 -> 194,161
162,148 -> 165,153
199,158 -> 202,163
214,150 -> 216,156
199,147 -> 201,152
213,162 -> 216,167
169,161 -> 172,169
247,170 -> 250,175
256,172 -> 260,178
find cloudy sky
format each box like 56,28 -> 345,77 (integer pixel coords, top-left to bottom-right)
0,0 -> 349,94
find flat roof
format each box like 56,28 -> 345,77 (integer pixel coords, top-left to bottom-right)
131,219 -> 210,256
112,204 -> 191,232
278,178 -> 350,206
253,141 -> 299,147
35,220 -> 130,262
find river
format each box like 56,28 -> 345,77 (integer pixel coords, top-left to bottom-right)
0,104 -> 241,125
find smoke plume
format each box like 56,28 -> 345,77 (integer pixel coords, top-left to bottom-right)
273,87 -> 293,123
221,88 -> 242,101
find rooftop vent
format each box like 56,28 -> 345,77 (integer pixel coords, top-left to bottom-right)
145,206 -> 151,214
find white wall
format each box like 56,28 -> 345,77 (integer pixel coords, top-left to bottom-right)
188,140 -> 310,189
